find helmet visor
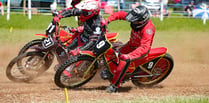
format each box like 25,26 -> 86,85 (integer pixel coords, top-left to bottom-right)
125,11 -> 139,22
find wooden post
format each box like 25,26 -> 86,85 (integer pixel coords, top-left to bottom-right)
23,0 -> 26,16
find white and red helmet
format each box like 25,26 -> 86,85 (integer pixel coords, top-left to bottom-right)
76,0 -> 100,22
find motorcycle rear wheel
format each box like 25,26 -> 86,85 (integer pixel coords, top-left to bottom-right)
54,55 -> 97,89
6,51 -> 53,82
131,53 -> 174,87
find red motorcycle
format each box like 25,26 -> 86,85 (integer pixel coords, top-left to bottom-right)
6,21 -> 119,82
54,35 -> 174,88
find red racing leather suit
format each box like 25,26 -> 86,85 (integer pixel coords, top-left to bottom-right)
106,11 -> 155,88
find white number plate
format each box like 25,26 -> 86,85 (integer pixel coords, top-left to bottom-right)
42,36 -> 54,49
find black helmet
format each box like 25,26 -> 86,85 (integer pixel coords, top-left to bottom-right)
125,5 -> 150,30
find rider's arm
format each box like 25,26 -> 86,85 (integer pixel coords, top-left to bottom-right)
106,11 -> 128,23
53,8 -> 82,24
59,8 -> 82,18
129,21 -> 155,59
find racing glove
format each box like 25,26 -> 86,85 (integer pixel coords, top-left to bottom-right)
101,19 -> 109,27
53,15 -> 63,24
69,48 -> 81,56
119,54 -> 130,61
69,26 -> 84,33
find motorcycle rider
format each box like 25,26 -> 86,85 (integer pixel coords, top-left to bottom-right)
53,0 -> 103,52
101,5 -> 155,93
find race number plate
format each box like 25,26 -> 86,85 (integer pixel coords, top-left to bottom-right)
94,35 -> 111,56
42,36 -> 55,49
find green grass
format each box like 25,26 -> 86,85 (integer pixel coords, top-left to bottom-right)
1,14 -> 209,32
151,18 -> 209,32
0,29 -> 39,44
0,14 -> 78,30
1,14 -> 209,44
63,95 -> 209,103
110,96 -> 208,103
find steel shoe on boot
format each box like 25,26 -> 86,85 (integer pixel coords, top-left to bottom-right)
106,84 -> 117,93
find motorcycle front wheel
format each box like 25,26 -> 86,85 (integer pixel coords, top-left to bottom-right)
6,51 -> 53,82
18,39 -> 43,55
54,55 -> 97,89
131,53 -> 174,87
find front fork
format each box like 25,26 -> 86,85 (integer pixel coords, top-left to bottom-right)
83,57 -> 98,77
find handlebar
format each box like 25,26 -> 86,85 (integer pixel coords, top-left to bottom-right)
46,21 -> 79,35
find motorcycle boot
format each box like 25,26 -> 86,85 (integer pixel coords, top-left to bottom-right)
106,84 -> 117,93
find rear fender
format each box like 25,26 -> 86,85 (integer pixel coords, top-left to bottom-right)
137,47 -> 167,64
128,47 -> 168,74
148,47 -> 167,57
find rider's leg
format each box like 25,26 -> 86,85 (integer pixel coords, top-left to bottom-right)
106,59 -> 130,93
106,44 -> 148,93
67,37 -> 79,50
54,37 -> 79,71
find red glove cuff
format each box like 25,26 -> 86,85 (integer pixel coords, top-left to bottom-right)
101,19 -> 109,27
120,54 -> 130,61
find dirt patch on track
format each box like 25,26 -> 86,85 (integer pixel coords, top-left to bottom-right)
1,32 -> 209,102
